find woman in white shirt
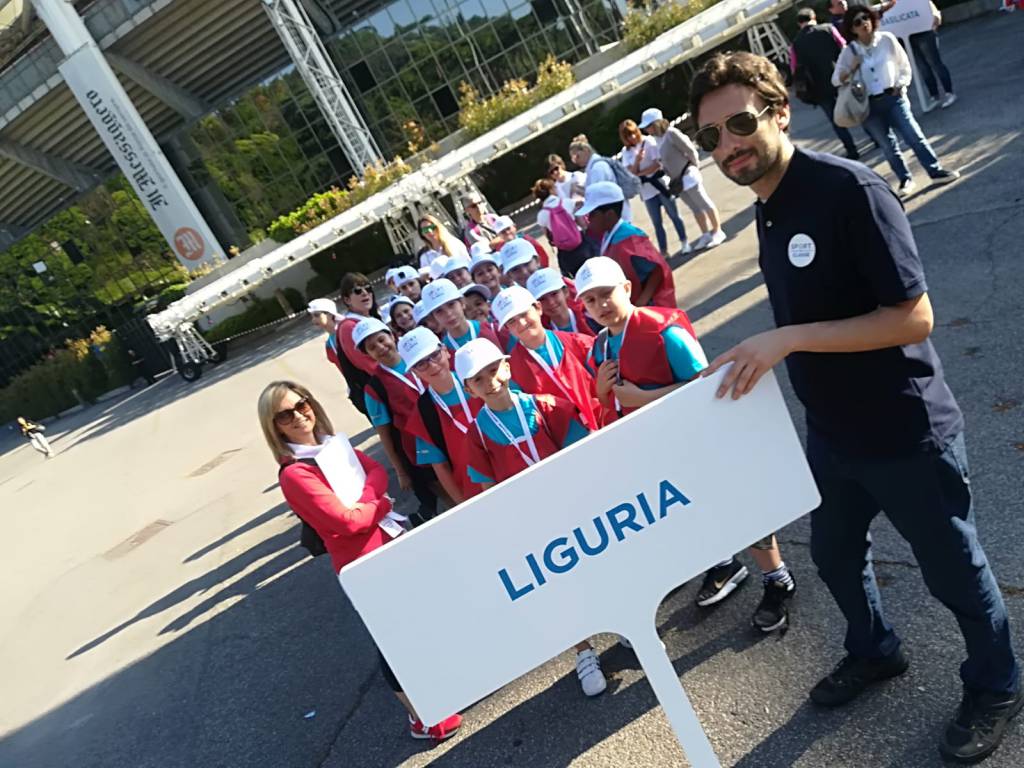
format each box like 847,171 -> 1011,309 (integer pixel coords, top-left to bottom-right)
832,5 -> 959,196
619,119 -> 690,258
545,154 -> 586,204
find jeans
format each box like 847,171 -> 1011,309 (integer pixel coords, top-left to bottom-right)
643,193 -> 687,253
910,30 -> 953,99
863,92 -> 943,183
817,94 -> 859,157
808,430 -> 1019,695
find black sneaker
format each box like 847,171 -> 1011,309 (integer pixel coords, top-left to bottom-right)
752,576 -> 795,633
695,559 -> 748,607
939,687 -> 1024,764
931,168 -> 961,185
809,648 -> 910,707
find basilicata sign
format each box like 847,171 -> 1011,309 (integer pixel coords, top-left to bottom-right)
340,370 -> 821,767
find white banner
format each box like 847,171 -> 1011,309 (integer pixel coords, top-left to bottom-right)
59,45 -> 221,271
340,369 -> 821,766
879,0 -> 934,38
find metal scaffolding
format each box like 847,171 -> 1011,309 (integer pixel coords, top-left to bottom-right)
261,0 -> 383,175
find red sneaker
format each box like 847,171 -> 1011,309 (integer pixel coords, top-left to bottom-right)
409,713 -> 462,741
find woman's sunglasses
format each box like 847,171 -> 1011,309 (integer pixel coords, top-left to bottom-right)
853,14 -> 871,27
412,347 -> 445,373
419,224 -> 437,234
348,285 -> 372,296
694,105 -> 773,153
274,397 -> 312,426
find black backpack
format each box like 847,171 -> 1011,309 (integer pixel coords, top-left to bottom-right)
416,389 -> 449,458
278,458 -> 327,557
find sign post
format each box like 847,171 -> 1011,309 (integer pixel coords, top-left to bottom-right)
340,370 -> 821,766
878,0 -> 936,113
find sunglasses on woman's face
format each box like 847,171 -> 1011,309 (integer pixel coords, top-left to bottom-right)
412,347 -> 445,373
274,397 -> 312,426
853,14 -> 870,26
419,224 -> 437,235
349,285 -> 372,296
694,104 -> 773,153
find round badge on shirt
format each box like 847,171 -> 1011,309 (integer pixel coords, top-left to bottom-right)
788,233 -> 816,268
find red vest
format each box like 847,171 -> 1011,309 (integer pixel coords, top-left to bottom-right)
466,394 -> 577,484
509,331 -> 601,431
542,298 -> 595,338
367,365 -> 423,462
443,320 -> 503,369
605,228 -> 677,309
405,390 -> 485,500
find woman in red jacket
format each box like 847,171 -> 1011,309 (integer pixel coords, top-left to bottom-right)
258,380 -> 462,742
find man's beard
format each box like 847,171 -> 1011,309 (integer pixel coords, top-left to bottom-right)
720,143 -> 780,187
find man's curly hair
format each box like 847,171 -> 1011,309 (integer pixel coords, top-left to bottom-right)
690,52 -> 789,125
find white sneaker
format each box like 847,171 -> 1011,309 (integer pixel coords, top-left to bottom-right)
941,93 -> 957,109
677,242 -> 692,257
898,178 -> 917,197
691,232 -> 712,251
921,98 -> 939,113
575,649 -> 607,697
705,230 -> 727,249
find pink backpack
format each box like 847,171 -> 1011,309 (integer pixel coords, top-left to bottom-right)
547,202 -> 583,251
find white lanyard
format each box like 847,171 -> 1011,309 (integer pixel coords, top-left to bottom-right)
381,364 -> 424,394
430,380 -> 473,434
445,321 -> 477,350
525,336 -> 574,403
600,219 -> 626,256
602,311 -> 634,414
560,310 -> 578,334
483,397 -> 541,467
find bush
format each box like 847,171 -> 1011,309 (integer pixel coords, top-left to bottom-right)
305,273 -> 336,302
458,56 -> 575,138
623,0 -> 718,50
202,295 -> 299,344
0,326 -> 132,422
267,158 -> 412,242
155,282 -> 189,310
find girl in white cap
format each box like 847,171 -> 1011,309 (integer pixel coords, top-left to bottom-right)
354,317 -> 440,525
527,267 -> 597,338
453,337 -> 608,698
386,295 -> 417,338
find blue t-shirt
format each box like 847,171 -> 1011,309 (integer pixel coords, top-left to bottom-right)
467,391 -> 588,484
414,384 -> 468,466
364,359 -> 413,426
588,324 -> 707,386
443,319 -> 485,352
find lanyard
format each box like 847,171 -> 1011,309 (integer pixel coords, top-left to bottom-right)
381,364 -> 424,394
525,336 -> 574,403
445,321 -> 477,350
559,310 -> 577,334
430,380 -> 473,434
602,310 -> 634,414
600,219 -> 626,256
483,397 -> 541,468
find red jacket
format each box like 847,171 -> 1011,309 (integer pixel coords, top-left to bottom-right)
278,450 -> 394,574
365,365 -> 424,463
336,317 -> 379,376
509,331 -> 603,431
604,222 -> 676,309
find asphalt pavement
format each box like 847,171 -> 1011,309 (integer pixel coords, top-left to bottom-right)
0,12 -> 1022,768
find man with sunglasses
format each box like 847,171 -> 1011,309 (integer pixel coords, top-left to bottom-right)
691,51 -> 1019,764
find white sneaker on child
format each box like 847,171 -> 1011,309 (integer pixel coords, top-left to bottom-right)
575,649 -> 607,697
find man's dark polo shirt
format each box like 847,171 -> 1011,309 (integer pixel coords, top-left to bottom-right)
755,149 -> 963,456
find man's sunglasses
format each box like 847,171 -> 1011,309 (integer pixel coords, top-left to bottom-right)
274,397 -> 312,426
694,105 -> 773,153
412,347 -> 445,373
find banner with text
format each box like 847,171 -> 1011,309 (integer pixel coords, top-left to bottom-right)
59,45 -> 221,272
879,0 -> 934,38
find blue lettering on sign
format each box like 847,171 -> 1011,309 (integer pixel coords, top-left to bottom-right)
498,480 -> 691,602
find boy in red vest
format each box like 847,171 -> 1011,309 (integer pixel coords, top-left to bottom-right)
491,285 -> 603,431
420,277 -> 503,354
493,214 -> 550,269
398,327 -> 483,504
527,267 -> 597,338
577,182 -> 677,309
353,317 -> 439,525
454,337 -> 607,698
576,257 -> 796,633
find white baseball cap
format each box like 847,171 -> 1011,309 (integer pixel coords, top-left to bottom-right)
352,317 -> 391,348
577,181 -> 625,217
393,265 -> 419,287
462,191 -> 484,205
493,215 -> 515,233
574,256 -> 628,298
307,298 -> 338,316
385,268 -> 400,287
526,267 -> 565,300
470,252 -> 499,276
412,300 -> 428,325
388,294 -> 415,311
429,258 -> 447,280
420,277 -> 462,315
461,283 -> 492,301
398,326 -> 444,369
500,238 -> 537,273
638,107 -> 664,129
491,285 -> 538,328
441,255 -> 471,276
469,240 -> 494,260
454,337 -> 508,382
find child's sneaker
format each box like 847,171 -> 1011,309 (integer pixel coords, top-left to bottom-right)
409,713 -> 462,741
576,648 -> 607,697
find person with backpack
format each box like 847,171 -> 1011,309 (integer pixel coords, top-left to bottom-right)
790,7 -> 861,159
568,134 -> 638,223
532,178 -> 592,277
259,380 -> 462,742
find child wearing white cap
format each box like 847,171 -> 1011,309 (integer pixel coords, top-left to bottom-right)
453,336 -> 608,698
353,318 -> 439,525
398,327 -> 483,505
394,266 -> 422,302
440,255 -> 472,288
420,278 -> 502,355
307,298 -> 342,368
493,215 -> 550,270
460,284 -> 493,324
387,296 -> 417,337
469,246 -> 503,298
575,256 -> 796,631
491,286 -> 603,431
527,267 -> 597,338
577,181 -> 677,309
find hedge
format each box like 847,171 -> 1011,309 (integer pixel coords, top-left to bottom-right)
202,287 -> 304,344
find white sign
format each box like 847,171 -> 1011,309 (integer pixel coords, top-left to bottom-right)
58,45 -> 222,272
879,0 -> 934,39
340,370 -> 821,766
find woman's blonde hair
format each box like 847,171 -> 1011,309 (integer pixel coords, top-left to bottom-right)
618,119 -> 641,145
645,118 -> 670,137
257,380 -> 335,462
417,213 -> 461,258
568,134 -> 591,155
